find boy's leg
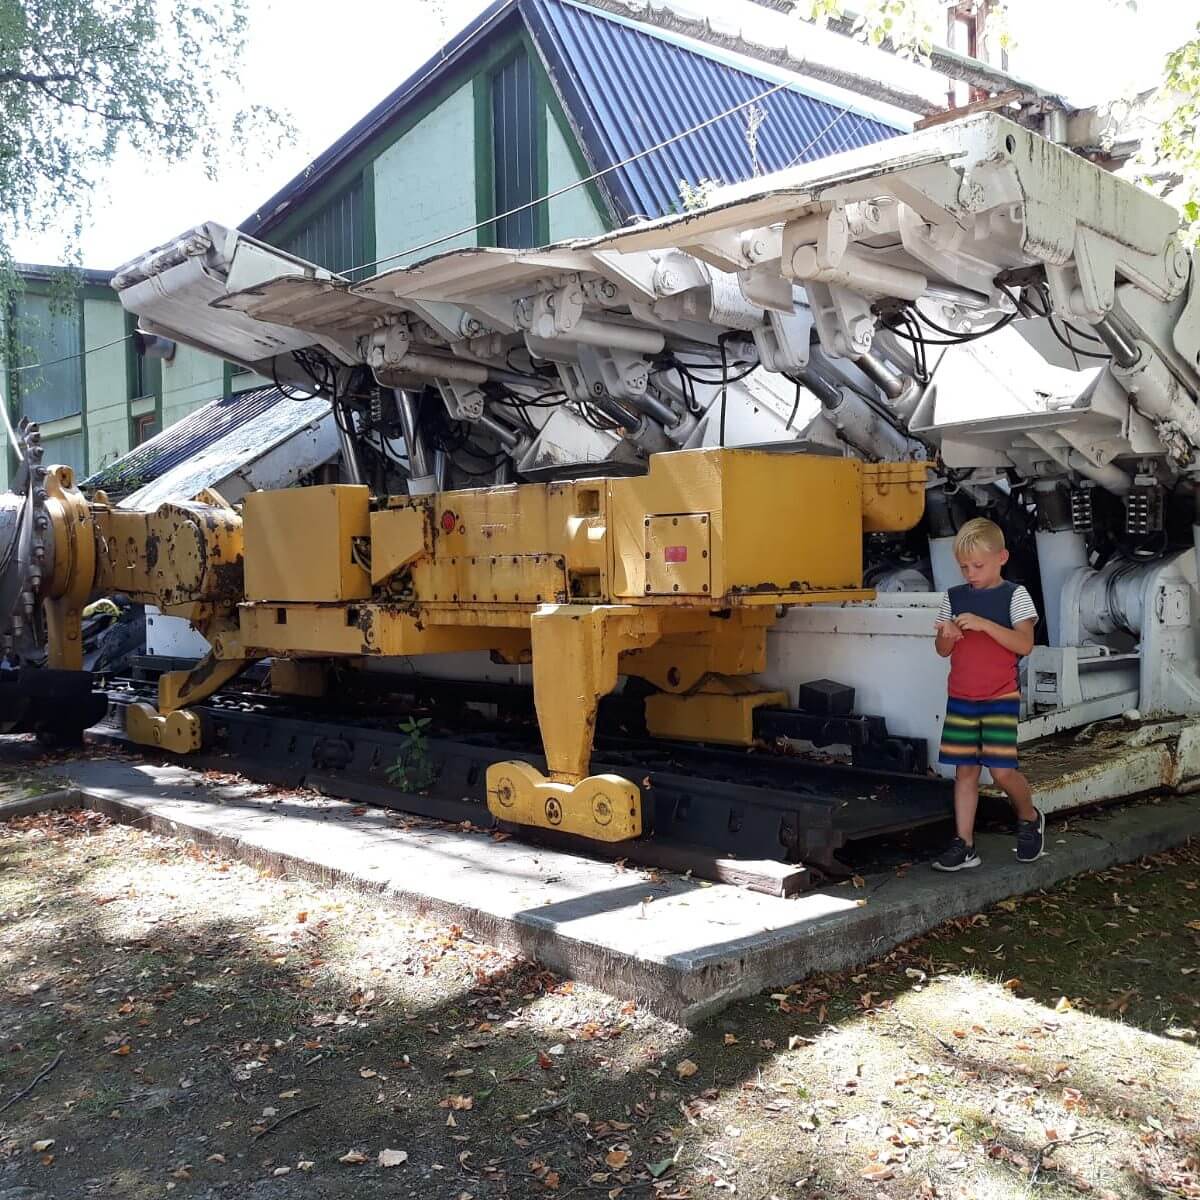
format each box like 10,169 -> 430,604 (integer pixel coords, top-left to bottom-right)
933,764 -> 984,871
991,765 -> 1045,861
936,698 -> 985,869
988,767 -> 1036,822
953,764 -> 982,845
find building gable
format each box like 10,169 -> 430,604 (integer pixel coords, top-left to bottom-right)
522,0 -> 902,224
244,0 -> 903,280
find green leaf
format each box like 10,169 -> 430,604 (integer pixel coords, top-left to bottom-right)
647,1158 -> 675,1179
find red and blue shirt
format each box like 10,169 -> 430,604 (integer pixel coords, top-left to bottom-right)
937,581 -> 1038,700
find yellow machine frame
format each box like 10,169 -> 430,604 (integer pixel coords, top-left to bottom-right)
37,449 -> 925,843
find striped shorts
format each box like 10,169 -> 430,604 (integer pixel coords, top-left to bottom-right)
938,693 -> 1020,770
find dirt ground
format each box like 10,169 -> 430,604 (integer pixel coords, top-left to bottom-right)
0,776 -> 1197,1200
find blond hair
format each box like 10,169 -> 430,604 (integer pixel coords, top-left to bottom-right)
954,517 -> 1005,557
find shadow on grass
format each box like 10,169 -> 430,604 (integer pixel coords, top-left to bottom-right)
0,808 -> 1194,1200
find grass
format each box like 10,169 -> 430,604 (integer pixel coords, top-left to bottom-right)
0,781 -> 1195,1199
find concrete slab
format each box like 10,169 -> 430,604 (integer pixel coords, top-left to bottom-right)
6,752 -> 1200,1027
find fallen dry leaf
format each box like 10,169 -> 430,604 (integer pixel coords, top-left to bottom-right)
675,1059 -> 698,1078
339,1150 -> 368,1165
605,1149 -> 630,1169
378,1148 -> 408,1168
31,1140 -> 54,1152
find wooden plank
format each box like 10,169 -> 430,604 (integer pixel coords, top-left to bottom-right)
914,88 -> 1024,131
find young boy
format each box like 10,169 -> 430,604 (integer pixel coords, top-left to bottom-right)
932,517 -> 1044,871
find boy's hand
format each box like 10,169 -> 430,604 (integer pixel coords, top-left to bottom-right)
935,620 -> 963,643
953,613 -> 991,633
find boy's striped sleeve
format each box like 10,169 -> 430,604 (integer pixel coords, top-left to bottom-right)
1010,585 -> 1038,625
936,595 -> 952,622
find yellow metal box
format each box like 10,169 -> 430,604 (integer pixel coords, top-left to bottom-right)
243,485 -> 371,603
608,449 -> 864,601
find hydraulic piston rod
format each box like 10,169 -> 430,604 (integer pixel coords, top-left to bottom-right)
394,388 -> 437,495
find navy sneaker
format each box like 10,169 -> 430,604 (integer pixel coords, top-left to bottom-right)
932,837 -> 982,872
1016,808 -> 1045,862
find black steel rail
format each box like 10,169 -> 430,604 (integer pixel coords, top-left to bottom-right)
99,675 -> 953,878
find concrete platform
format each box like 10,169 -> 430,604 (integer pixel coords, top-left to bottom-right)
4,752 -> 1199,1026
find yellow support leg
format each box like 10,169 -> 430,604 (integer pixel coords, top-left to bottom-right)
486,604 -> 661,841
124,619 -> 252,756
487,761 -> 640,842
126,703 -> 203,753
158,654 -> 251,714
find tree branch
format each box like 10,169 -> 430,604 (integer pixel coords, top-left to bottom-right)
0,70 -> 87,87
0,1050 -> 64,1113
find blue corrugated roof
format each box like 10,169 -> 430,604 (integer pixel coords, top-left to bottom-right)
523,0 -> 901,224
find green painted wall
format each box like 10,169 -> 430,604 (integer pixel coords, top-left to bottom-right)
546,110 -> 608,242
373,80 -> 479,270
83,295 -> 129,472
161,344 -> 228,428
1,282 -> 236,487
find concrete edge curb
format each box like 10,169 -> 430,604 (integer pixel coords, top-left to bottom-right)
0,788 -> 84,819
675,798 -> 1200,1025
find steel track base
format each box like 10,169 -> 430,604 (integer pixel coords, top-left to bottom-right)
94,683 -> 953,894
